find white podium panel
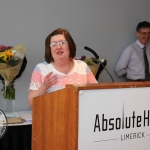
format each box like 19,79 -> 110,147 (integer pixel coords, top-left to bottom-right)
78,87 -> 150,150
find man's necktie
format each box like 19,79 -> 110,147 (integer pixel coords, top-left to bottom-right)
143,46 -> 150,81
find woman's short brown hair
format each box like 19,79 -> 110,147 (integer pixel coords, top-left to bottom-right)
45,28 -> 76,63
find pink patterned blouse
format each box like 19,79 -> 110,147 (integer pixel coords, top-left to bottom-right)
29,59 -> 97,93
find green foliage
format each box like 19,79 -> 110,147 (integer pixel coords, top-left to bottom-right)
7,57 -> 21,66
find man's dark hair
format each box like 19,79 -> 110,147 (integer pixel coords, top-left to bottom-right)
136,21 -> 150,32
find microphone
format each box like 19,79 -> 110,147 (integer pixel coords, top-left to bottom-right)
84,46 -> 114,83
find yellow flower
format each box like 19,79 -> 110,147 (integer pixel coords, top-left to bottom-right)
5,50 -> 14,59
0,53 -> 7,62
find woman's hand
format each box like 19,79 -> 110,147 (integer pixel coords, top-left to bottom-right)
43,72 -> 57,88
28,72 -> 57,108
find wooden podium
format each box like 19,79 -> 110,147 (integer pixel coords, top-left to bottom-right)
32,82 -> 150,150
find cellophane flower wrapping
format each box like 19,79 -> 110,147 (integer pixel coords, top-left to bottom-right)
84,57 -> 100,77
75,56 -> 100,77
0,44 -> 26,100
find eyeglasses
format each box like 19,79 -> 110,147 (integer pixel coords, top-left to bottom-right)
138,32 -> 150,36
50,41 -> 68,48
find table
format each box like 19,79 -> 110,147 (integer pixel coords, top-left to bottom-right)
0,111 -> 32,150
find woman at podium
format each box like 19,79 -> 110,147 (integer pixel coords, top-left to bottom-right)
28,28 -> 97,107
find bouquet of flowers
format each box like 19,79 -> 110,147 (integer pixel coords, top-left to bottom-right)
75,56 -> 100,77
0,44 -> 26,100
83,57 -> 100,77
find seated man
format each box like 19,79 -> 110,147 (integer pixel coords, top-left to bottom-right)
115,21 -> 150,81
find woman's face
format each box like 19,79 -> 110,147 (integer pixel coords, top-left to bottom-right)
50,34 -> 70,62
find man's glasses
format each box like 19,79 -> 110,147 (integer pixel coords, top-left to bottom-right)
50,41 -> 68,48
138,32 -> 150,36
